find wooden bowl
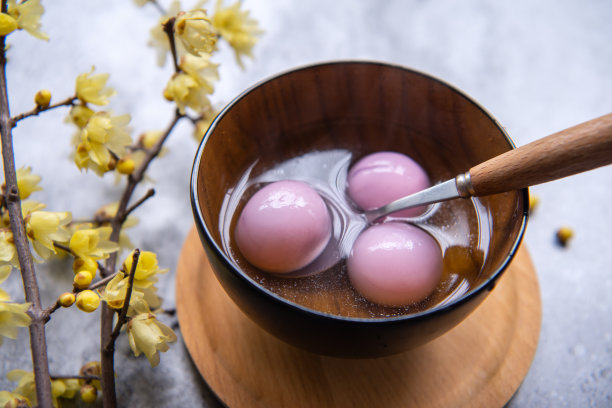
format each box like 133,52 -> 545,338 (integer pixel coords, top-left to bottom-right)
190,61 -> 528,358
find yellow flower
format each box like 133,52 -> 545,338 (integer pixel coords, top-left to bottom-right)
127,313 -> 177,367
133,0 -> 150,6
34,89 -> 51,108
22,201 -> 72,259
67,104 -> 95,129
68,226 -> 119,261
1,166 -> 42,200
76,290 -> 100,313
164,72 -> 212,114
148,0 -> 182,67
0,390 -> 30,408
16,166 -> 42,199
180,53 -> 219,94
7,0 -> 48,41
212,0 -> 262,68
75,67 -> 116,106
75,111 -> 132,174
78,361 -> 102,391
60,378 -> 80,399
0,230 -> 18,269
0,13 -> 18,36
99,271 -> 148,312
175,9 -> 218,57
138,130 -> 163,149
0,301 -> 30,345
123,250 -> 167,281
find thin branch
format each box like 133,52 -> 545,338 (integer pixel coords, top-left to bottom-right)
0,8 -> 53,407
100,111 -> 183,408
11,95 -> 77,125
89,271 -> 120,291
124,188 -> 155,220
50,374 -> 101,382
162,17 -> 180,73
106,249 -> 139,351
52,241 -> 76,257
42,270 -> 120,321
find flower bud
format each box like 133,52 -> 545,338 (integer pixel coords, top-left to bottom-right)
34,89 -> 52,108
0,13 -> 18,36
76,290 -> 100,313
52,379 -> 67,398
73,257 -> 98,276
556,226 -> 574,247
116,157 -> 135,175
74,270 -> 93,289
175,9 -> 217,56
58,292 -> 76,307
80,384 -> 98,403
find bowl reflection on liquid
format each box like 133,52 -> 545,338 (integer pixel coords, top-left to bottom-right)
190,61 -> 528,358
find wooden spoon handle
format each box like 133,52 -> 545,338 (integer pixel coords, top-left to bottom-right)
469,113 -> 612,196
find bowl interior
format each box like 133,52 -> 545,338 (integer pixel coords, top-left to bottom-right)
193,61 -> 527,319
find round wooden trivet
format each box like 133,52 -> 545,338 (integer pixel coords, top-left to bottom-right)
176,228 -> 541,408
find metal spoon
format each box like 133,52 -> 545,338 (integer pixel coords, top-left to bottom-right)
365,113 -> 612,223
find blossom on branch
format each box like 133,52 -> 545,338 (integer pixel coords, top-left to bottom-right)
7,0 -> 48,41
22,201 -> 72,260
175,9 -> 218,57
148,0 -> 182,67
0,390 -> 30,407
163,54 -> 218,114
75,67 -> 116,106
73,111 -> 132,175
1,166 -> 42,200
127,313 -> 177,367
68,226 -> 119,261
0,13 -> 18,36
212,0 -> 262,68
0,267 -> 31,346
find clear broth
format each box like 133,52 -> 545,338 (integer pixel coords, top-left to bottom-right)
219,148 -> 489,319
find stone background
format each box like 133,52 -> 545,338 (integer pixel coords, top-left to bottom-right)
1,0 -> 611,406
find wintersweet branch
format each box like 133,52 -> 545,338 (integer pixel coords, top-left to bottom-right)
100,111 -> 183,408
163,17 -> 180,73
107,249 -> 139,349
124,188 -> 155,221
10,95 -> 77,125
0,11 -> 54,407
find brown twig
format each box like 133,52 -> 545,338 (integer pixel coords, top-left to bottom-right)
162,17 -> 180,73
124,188 -> 155,220
89,271 -> 120,291
106,249 -> 139,350
99,15 -> 185,408
0,5 -> 53,407
50,374 -> 101,382
52,241 -> 76,257
10,95 -> 77,125
99,110 -> 183,408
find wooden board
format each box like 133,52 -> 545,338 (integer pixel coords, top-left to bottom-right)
176,227 -> 541,408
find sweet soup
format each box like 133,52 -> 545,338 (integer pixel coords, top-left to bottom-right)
220,149 -> 488,318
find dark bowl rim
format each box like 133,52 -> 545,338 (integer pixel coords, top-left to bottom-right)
190,59 -> 529,324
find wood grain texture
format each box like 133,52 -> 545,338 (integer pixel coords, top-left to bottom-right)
470,112 -> 612,196
176,228 -> 541,408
